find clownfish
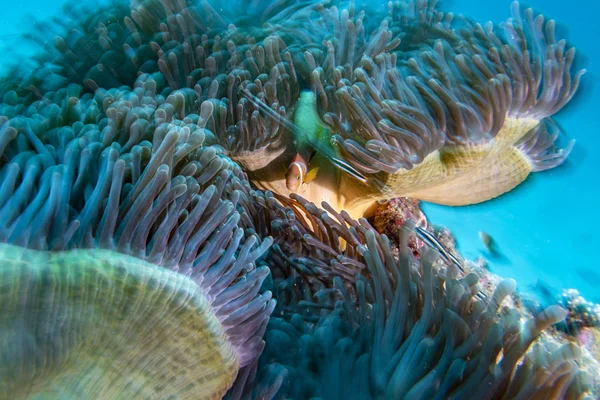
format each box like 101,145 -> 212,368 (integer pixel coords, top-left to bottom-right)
239,86 -> 388,193
284,91 -> 328,192
286,152 -> 309,191
285,91 -> 373,192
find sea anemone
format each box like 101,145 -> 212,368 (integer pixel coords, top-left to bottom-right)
254,196 -> 591,399
200,0 -> 580,220
1,0 -> 582,221
0,82 -> 274,398
0,0 -> 593,398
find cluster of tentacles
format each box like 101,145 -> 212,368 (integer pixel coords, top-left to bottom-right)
0,0 -> 593,399
2,0 -> 582,220
254,196 -> 594,399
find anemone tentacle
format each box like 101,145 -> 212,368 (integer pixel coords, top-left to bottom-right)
251,198 -> 591,399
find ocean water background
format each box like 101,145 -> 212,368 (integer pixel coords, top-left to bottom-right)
1,0 -> 597,304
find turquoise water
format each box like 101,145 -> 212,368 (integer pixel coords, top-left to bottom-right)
1,0 -> 597,302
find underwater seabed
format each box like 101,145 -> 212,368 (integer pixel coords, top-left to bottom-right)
0,0 -> 599,398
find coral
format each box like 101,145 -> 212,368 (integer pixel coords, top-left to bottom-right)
559,289 -> 600,334
372,197 -> 426,255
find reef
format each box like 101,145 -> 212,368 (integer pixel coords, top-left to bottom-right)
556,289 -> 600,334
0,0 -> 595,399
372,197 -> 427,254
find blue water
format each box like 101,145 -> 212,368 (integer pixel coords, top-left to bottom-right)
1,0 -> 598,305
0,3 -> 56,69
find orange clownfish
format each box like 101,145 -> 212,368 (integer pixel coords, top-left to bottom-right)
286,153 -> 309,192
286,150 -> 321,192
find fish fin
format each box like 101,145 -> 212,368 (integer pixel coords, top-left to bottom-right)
304,166 -> 320,184
303,150 -> 322,184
